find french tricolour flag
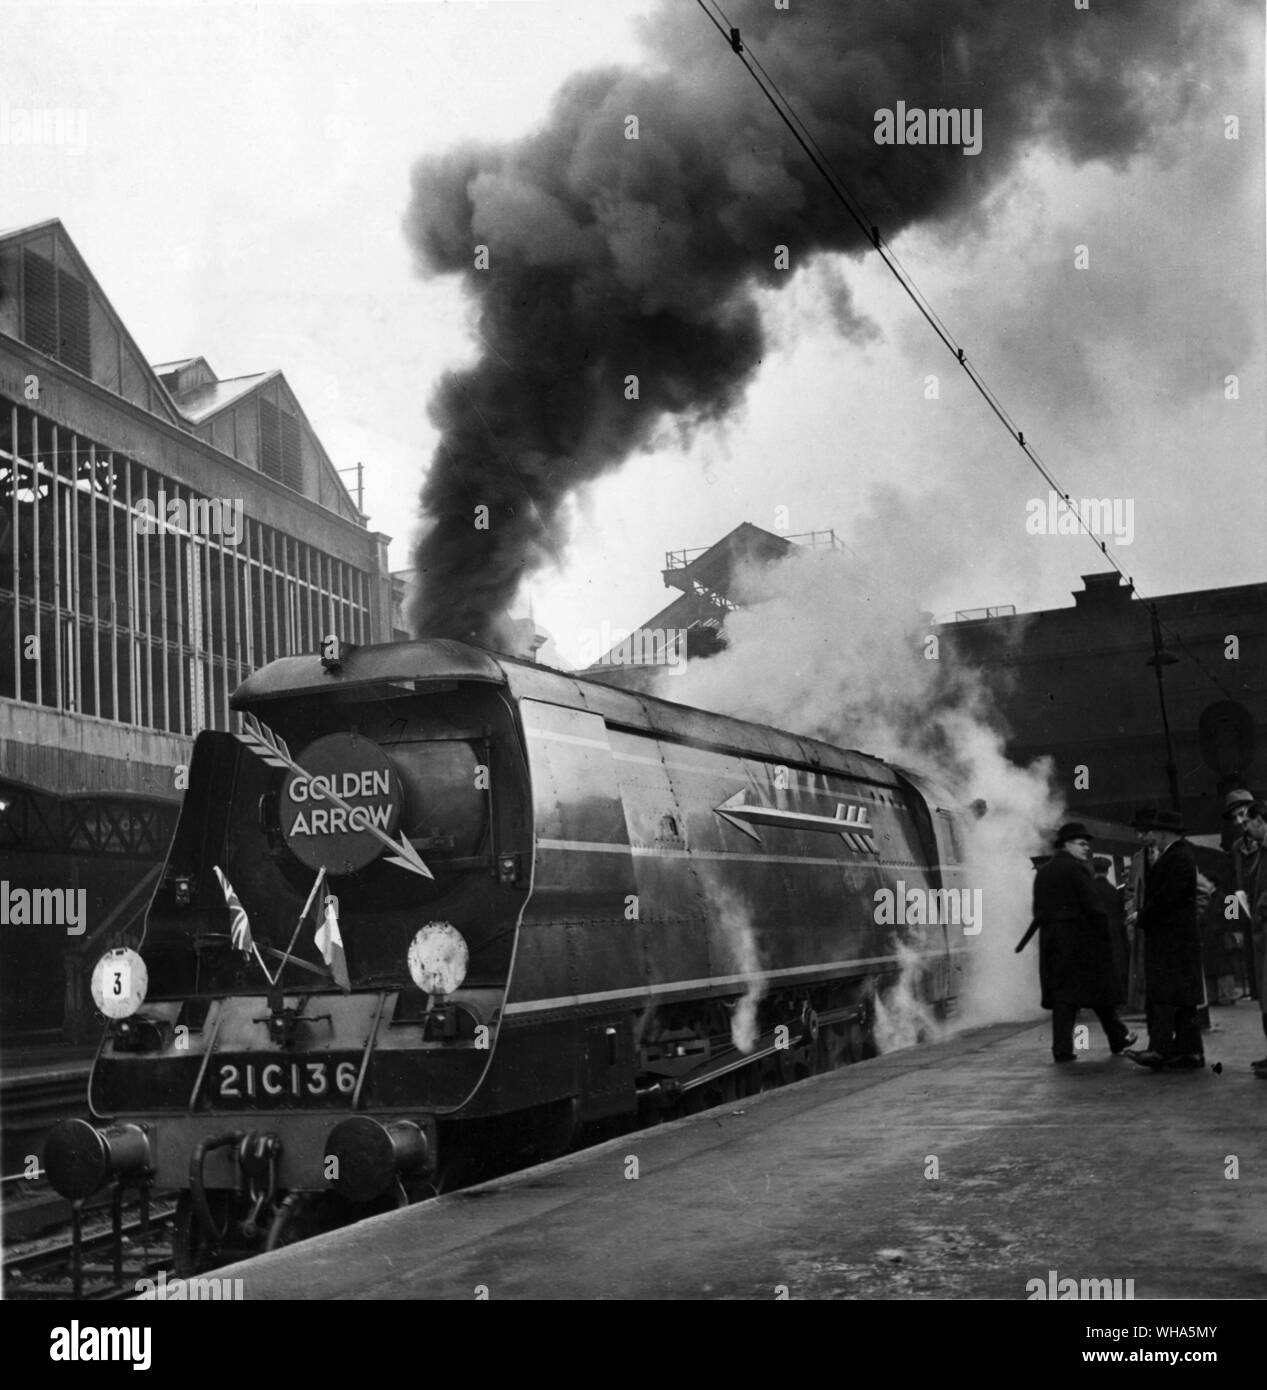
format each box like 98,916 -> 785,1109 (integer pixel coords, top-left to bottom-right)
315,894 -> 350,993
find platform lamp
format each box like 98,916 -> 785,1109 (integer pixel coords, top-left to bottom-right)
1145,606 -> 1181,812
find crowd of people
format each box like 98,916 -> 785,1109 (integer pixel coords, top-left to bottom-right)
1026,791 -> 1267,1073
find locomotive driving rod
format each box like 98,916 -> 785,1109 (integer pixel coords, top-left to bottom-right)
661,1003 -> 866,1096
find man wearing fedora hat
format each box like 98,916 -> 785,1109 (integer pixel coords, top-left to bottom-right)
1033,823 -> 1135,1063
1125,810 -> 1205,1070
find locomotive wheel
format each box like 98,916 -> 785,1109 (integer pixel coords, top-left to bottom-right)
681,1087 -> 709,1116
694,1073 -> 736,1111
792,1045 -> 817,1082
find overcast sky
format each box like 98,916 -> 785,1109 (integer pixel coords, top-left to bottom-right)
3,0 -> 1263,667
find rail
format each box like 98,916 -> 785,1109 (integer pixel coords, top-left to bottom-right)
3,1184 -> 177,1300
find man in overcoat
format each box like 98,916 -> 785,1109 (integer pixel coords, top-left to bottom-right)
1034,823 -> 1135,1063
1125,809 -> 1205,1070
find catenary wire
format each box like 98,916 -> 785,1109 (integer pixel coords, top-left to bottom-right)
694,0 -> 1238,702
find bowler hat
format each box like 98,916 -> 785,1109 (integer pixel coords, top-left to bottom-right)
1131,807 -> 1157,830
1055,822 -> 1092,846
1221,789 -> 1255,819
1151,809 -> 1186,835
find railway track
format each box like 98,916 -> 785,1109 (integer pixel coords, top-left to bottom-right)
3,1188 -> 177,1300
0,1060 -> 175,1300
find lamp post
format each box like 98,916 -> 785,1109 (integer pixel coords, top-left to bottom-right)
1145,607 -> 1181,812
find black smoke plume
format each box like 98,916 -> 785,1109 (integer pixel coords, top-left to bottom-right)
403,0 -> 1245,644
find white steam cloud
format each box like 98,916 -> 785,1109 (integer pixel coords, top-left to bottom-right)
871,943 -> 944,1054
699,872 -> 766,1055
658,487 -> 1061,1044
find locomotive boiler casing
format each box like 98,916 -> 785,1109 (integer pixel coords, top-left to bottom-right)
495,659 -> 972,1120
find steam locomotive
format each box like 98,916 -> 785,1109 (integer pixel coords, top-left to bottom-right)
45,638 -> 977,1269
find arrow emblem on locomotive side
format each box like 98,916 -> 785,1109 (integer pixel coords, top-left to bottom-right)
713,790 -> 877,852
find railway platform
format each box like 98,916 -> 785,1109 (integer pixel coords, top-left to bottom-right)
217,1002 -> 1267,1302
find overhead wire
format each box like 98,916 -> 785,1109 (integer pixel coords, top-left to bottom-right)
694,0 -> 1238,702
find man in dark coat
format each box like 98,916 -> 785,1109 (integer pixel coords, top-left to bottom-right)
1034,823 -> 1135,1063
1126,810 -> 1205,1070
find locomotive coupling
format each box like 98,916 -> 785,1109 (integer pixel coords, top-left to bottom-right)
44,1119 -> 153,1200
324,1117 -> 431,1203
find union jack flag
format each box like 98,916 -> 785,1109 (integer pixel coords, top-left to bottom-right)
213,866 -> 253,955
